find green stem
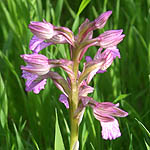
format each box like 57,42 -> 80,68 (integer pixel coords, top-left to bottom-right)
70,103 -> 79,150
70,60 -> 79,150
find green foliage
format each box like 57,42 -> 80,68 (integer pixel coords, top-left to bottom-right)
55,110 -> 65,150
0,0 -> 150,149
76,0 -> 91,16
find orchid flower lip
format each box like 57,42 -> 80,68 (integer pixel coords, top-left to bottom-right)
21,70 -> 47,94
101,119 -> 121,140
59,94 -> 69,109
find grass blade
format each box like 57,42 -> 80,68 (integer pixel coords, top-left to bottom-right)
55,109 -> 65,150
77,0 -> 91,16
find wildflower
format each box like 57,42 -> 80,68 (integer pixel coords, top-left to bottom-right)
21,54 -> 73,94
79,46 -> 120,84
29,35 -> 53,53
21,70 -> 47,94
58,73 -> 94,109
59,94 -> 69,109
77,11 -> 112,43
92,101 -> 128,140
21,10 -> 128,149
21,54 -> 50,75
85,46 -> 120,80
94,11 -> 112,29
29,20 -> 75,53
75,29 -> 124,62
66,95 -> 128,140
96,30 -> 125,48
77,98 -> 128,140
29,21 -> 56,39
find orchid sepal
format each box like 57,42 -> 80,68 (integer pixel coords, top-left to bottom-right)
78,60 -> 105,84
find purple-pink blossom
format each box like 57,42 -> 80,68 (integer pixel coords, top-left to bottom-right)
100,119 -> 121,140
97,30 -> 125,48
81,99 -> 128,140
28,20 -> 75,53
29,20 -> 56,39
21,54 -> 50,75
22,70 -> 47,94
59,94 -> 69,109
84,46 -> 120,82
93,101 -> 128,140
21,54 -> 74,94
76,11 -> 112,43
94,11 -> 112,29
29,35 -> 53,53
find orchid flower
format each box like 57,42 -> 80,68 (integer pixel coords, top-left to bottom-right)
21,10 -> 127,150
84,46 -> 121,83
29,20 -> 74,53
21,53 -> 73,94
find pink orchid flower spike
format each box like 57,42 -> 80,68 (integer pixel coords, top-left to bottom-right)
21,10 -> 127,149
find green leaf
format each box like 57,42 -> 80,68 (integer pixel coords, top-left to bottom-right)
30,132 -> 40,150
0,73 -> 8,128
135,119 -> 150,149
0,1 -> 17,35
144,139 -> 150,150
90,142 -> 95,150
81,123 -> 88,149
126,122 -> 133,150
76,0 -> 91,16
55,109 -> 65,150
135,118 -> 150,137
13,122 -> 24,150
0,51 -> 26,100
72,16 -> 79,33
113,93 -> 131,103
133,26 -> 147,49
64,0 -> 76,19
87,109 -> 96,138
37,0 -> 43,20
55,0 -> 64,25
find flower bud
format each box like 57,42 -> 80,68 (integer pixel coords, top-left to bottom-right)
29,21 -> 56,39
21,54 -> 50,75
94,11 -> 112,29
98,30 -> 125,48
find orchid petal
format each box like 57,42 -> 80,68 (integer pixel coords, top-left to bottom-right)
85,56 -> 92,62
55,26 -> 75,46
77,18 -> 93,43
100,119 -> 121,140
21,54 -> 50,76
22,71 -> 47,94
29,35 -> 53,53
94,11 -> 112,29
29,21 -> 56,39
59,94 -> 69,109
97,30 -> 125,48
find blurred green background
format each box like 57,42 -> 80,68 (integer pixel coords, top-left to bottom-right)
0,0 -> 150,149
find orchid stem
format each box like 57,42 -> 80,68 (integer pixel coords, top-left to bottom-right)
70,106 -> 79,150
70,59 -> 79,150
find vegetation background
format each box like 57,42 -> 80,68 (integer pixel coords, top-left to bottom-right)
0,0 -> 150,149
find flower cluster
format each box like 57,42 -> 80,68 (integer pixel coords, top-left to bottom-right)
21,10 -> 128,142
